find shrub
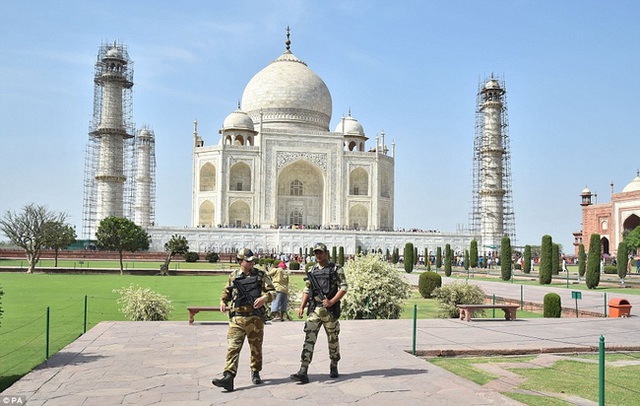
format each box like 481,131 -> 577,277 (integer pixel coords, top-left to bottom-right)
539,235 -> 552,285
205,252 -> 220,263
341,254 -> 411,319
514,263 -> 522,270
432,282 -> 485,318
543,293 -> 562,318
444,244 -> 452,276
603,265 -> 617,274
338,246 -> 345,266
523,245 -> 532,274
304,261 -> 316,271
470,239 -> 478,269
113,284 -> 173,321
184,251 -> 199,262
578,244 -> 586,277
500,236 -> 511,281
418,271 -> 442,298
436,247 -> 442,269
404,242 -> 414,273
617,241 -> 628,280
586,233 -> 601,289
289,261 -> 300,270
552,243 -> 560,275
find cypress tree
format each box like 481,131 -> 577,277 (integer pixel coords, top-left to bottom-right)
539,235 -> 553,285
578,243 -> 586,277
404,242 -> 414,273
523,245 -> 532,274
332,246 -> 337,263
414,246 -> 419,265
444,244 -> 452,276
339,246 -> 345,266
616,241 -> 627,283
470,239 -> 478,269
586,233 -> 601,289
500,236 -> 512,281
464,249 -> 470,271
551,243 -> 560,275
436,247 -> 442,270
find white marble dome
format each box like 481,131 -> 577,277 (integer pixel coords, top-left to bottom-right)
335,114 -> 365,136
622,176 -> 640,193
581,187 -> 591,195
222,109 -> 255,131
105,46 -> 123,60
485,79 -> 501,90
241,51 -> 332,131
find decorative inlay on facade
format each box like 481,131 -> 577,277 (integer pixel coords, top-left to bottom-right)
276,151 -> 327,172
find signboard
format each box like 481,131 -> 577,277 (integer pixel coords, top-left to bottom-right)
572,291 -> 582,300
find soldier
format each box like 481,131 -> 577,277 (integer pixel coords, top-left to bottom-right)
212,248 -> 276,392
290,242 -> 348,384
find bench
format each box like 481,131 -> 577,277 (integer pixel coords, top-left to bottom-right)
187,306 -> 221,325
457,304 -> 520,322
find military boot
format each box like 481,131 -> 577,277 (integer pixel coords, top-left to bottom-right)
251,370 -> 262,384
330,365 -> 339,378
290,366 -> 309,384
212,371 -> 234,391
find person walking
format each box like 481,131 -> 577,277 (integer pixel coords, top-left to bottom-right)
290,242 -> 348,384
268,261 -> 290,321
212,248 -> 276,392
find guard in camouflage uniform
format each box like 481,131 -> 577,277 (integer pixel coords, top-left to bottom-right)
212,248 -> 276,392
290,242 -> 348,384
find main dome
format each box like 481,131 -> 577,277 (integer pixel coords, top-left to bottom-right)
241,50 -> 332,131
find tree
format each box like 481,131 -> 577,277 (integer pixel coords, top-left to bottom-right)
586,233 -> 601,289
339,246 -> 345,266
341,253 -> 411,319
42,221 -> 76,267
539,235 -> 552,285
0,204 -> 68,273
624,225 -> 640,253
617,241 -> 628,284
500,236 -> 512,281
403,242 -> 414,273
464,249 -> 470,271
578,243 -> 586,278
95,216 -> 151,274
391,247 -> 399,264
436,247 -> 442,270
161,234 -> 189,275
332,246 -> 337,263
551,243 -> 560,275
470,239 -> 478,270
523,245 -> 532,274
444,244 -> 452,276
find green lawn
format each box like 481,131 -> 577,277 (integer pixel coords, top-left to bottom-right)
428,354 -> 640,405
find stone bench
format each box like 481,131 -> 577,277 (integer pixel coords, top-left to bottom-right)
457,304 -> 520,322
187,306 -> 221,325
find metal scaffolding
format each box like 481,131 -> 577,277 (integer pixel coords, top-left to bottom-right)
470,76 -> 516,249
82,41 -> 136,240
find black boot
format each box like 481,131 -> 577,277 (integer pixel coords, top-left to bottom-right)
330,365 -> 339,378
290,367 -> 309,384
212,371 -> 234,391
251,370 -> 262,384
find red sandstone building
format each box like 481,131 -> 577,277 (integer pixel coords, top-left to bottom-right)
574,174 -> 640,256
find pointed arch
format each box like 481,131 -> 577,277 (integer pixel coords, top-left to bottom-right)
229,200 -> 250,227
199,163 -> 215,191
199,200 -> 215,226
277,160 -> 324,227
349,204 -> 368,230
349,167 -> 368,196
230,162 -> 251,191
623,214 -> 640,233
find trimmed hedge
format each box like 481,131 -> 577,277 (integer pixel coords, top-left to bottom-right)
418,271 -> 442,298
184,252 -> 199,262
543,293 -> 562,318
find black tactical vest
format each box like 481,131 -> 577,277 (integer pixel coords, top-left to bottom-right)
308,264 -> 341,317
233,272 -> 262,308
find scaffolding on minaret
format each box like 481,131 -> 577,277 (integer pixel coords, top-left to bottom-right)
82,41 -> 136,240
470,75 -> 516,250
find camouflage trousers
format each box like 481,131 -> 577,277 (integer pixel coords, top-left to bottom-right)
300,308 -> 341,368
224,315 -> 264,376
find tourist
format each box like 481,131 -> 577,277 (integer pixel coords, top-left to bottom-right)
268,261 -> 290,321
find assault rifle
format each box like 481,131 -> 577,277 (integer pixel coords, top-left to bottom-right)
229,277 -> 266,320
305,269 -> 341,317
304,270 -> 326,302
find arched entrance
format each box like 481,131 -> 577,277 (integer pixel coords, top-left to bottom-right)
277,161 -> 324,227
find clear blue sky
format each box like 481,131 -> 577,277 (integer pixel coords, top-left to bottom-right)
1,1 -> 639,251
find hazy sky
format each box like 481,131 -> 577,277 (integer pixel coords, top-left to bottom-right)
1,1 -> 639,251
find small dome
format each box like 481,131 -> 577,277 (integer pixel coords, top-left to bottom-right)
138,128 -> 154,139
222,109 -> 255,132
335,115 -> 364,137
581,187 -> 591,195
622,176 -> 640,193
484,79 -> 501,90
105,46 -> 123,60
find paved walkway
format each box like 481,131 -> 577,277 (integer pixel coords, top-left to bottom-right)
3,278 -> 640,405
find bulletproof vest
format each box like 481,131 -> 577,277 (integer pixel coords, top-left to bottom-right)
233,272 -> 262,308
308,265 -> 340,317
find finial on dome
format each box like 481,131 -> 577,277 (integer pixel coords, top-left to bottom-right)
237,100 -> 241,109
348,107 -> 352,117
193,119 -> 198,135
285,26 -> 291,52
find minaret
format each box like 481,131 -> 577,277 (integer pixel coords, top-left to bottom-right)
470,76 -> 516,250
133,127 -> 156,227
83,41 -> 134,239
